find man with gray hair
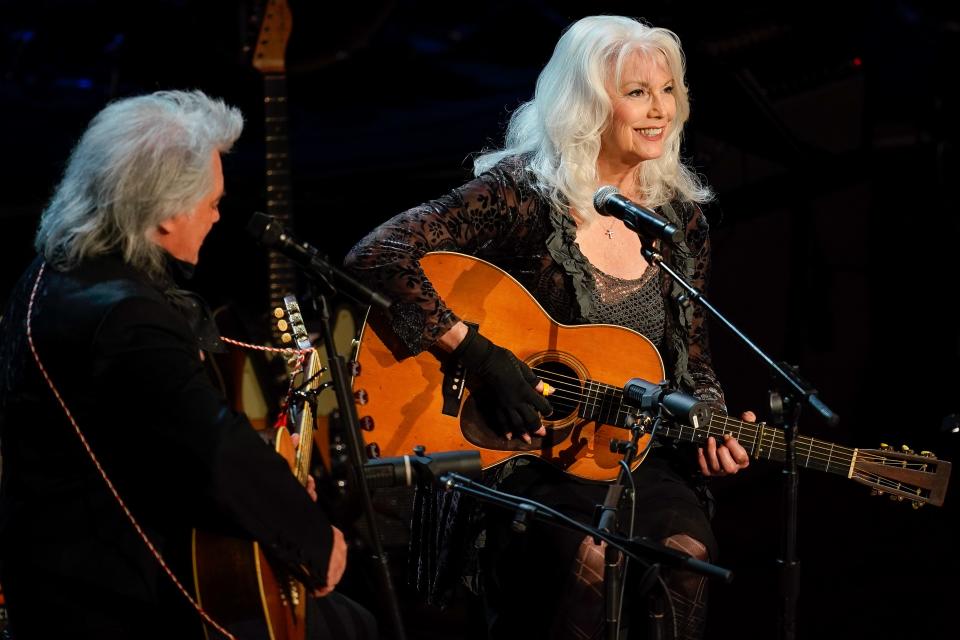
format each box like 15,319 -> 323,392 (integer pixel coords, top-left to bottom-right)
0,91 -> 375,639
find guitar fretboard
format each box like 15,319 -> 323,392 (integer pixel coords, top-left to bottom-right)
574,378 -> 853,476
263,74 -> 297,330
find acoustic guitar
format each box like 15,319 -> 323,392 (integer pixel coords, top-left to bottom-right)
193,296 -> 319,640
351,252 -> 951,507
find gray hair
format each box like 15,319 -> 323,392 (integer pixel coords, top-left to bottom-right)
35,90 -> 243,279
474,15 -> 712,223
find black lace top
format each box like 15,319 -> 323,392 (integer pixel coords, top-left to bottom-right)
345,157 -> 725,406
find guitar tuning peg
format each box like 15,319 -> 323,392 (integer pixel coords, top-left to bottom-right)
879,443 -> 890,450
920,450 -> 935,458
890,494 -> 904,502
901,444 -> 915,455
911,500 -> 924,510
273,307 -> 285,319
276,319 -> 289,332
350,360 -> 362,377
280,333 -> 292,344
871,488 -> 883,497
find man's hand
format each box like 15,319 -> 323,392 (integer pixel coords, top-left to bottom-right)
288,434 -> 331,595
312,526 -> 347,598
289,434 -> 320,502
697,410 -> 754,476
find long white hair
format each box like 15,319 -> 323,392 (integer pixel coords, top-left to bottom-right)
474,15 -> 712,223
35,90 -> 243,279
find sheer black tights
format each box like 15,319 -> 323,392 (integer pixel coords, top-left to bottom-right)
656,534 -> 710,640
552,533 -> 710,640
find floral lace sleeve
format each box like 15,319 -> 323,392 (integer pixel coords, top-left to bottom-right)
344,167 -> 528,355
679,203 -> 726,410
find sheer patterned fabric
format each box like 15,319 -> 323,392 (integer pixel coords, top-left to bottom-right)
344,157 -> 724,406
587,263 -> 666,351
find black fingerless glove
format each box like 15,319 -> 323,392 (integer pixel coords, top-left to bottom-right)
452,326 -> 552,435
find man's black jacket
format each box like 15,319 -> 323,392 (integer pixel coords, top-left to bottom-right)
0,254 -> 333,638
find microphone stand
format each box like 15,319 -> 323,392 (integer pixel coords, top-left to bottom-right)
442,468 -> 730,640
596,414 -> 646,640
301,276 -> 407,640
770,384 -> 804,640
636,238 -> 838,640
438,472 -> 733,585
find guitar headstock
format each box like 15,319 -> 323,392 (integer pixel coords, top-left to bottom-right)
852,444 -> 952,508
251,0 -> 292,74
274,295 -> 311,351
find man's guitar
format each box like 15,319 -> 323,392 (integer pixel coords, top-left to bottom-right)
193,296 -> 319,640
351,251 -> 951,507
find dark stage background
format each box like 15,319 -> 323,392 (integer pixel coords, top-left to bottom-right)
1,1 -> 958,638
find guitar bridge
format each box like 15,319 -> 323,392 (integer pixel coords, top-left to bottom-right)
439,359 -> 467,417
438,321 -> 477,417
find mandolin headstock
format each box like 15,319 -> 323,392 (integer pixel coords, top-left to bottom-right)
275,296 -> 311,351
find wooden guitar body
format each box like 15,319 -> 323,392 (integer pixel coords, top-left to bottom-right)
190,424 -> 307,640
353,251 -> 665,482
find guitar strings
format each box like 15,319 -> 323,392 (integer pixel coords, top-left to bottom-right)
532,368 -> 901,467
498,370 -> 934,501
528,368 -> 937,482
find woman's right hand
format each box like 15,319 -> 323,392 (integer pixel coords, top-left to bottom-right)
446,323 -> 552,442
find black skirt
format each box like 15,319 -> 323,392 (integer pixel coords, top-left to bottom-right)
478,447 -> 716,637
408,445 -> 716,635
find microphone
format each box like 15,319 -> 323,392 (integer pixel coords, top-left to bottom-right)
362,449 -> 482,489
247,212 -> 392,311
622,377 -> 713,428
593,186 -> 683,244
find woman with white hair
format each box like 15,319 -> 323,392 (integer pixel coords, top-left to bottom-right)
347,15 -> 753,639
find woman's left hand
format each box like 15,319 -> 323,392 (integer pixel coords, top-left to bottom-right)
697,410 -> 755,476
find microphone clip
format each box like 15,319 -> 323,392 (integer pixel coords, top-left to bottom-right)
622,377 -> 713,429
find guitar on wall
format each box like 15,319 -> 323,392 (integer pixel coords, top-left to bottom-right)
209,0 -> 297,428
351,252 -> 952,508
193,295 -> 320,640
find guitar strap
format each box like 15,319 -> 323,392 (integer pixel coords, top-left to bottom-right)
25,262 -> 237,640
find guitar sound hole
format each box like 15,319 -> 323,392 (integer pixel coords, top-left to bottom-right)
532,360 -> 581,423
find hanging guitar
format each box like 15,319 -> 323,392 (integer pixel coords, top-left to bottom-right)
193,295 -> 321,640
350,252 -> 952,507
208,0 -> 296,428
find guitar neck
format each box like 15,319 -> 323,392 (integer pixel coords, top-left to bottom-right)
658,415 -> 854,478
263,74 -> 297,315
577,380 -> 853,478
293,350 -> 321,486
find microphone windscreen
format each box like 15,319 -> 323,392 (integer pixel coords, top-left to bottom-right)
593,185 -> 620,212
246,212 -> 282,246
